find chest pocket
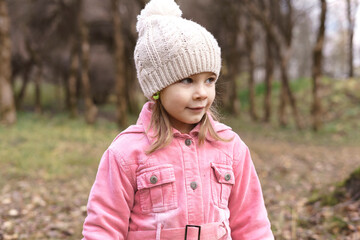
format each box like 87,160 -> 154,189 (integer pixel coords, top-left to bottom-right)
211,162 -> 235,209
136,164 -> 178,213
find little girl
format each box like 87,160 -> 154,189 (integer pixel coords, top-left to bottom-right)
82,0 -> 274,239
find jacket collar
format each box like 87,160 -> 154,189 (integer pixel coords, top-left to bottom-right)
136,101 -> 231,144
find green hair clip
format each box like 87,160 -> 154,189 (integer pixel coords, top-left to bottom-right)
153,92 -> 160,100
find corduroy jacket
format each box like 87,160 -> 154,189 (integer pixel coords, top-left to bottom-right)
82,102 -> 274,240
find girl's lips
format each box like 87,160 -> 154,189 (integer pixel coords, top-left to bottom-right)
187,107 -> 205,112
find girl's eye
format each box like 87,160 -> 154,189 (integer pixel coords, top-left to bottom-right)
206,77 -> 216,84
179,78 -> 192,84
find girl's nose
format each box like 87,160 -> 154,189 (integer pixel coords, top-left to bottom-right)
194,84 -> 207,100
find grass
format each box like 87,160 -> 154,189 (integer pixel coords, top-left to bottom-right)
0,111 -> 120,185
13,80 -> 67,111
2,76 -> 359,181
2,76 -> 359,185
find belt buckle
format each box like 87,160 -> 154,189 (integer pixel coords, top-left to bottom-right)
184,225 -> 201,240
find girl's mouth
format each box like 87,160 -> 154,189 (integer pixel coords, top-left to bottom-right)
188,107 -> 205,112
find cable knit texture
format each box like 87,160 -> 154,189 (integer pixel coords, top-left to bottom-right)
134,0 -> 222,99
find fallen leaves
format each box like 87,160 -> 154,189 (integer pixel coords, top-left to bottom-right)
248,139 -> 360,239
0,179 -> 90,239
1,139 -> 360,239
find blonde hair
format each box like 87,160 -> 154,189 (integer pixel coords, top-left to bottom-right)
146,100 -> 229,154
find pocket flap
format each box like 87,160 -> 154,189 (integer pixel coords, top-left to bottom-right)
211,162 -> 235,185
137,165 -> 176,190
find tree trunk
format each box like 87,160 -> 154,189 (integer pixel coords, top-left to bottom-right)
311,0 -> 327,131
66,0 -> 82,119
276,1 -> 302,129
63,74 -> 70,111
264,33 -> 274,123
16,38 -> 38,111
34,64 -> 43,114
68,38 -> 79,118
278,47 -> 302,129
228,64 -> 239,116
245,17 -> 258,121
125,61 -> 140,114
0,0 -> 16,125
15,62 -> 32,110
55,75 -> 63,111
123,25 -> 141,115
112,0 -> 127,128
346,0 -> 357,78
79,14 -> 98,124
278,80 -> 288,127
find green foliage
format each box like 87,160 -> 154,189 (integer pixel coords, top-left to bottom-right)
237,76 -> 310,107
320,189 -> 346,206
307,186 -> 346,207
228,76 -> 360,146
307,168 -> 360,207
347,167 -> 360,179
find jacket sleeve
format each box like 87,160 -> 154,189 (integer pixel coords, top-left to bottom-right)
82,148 -> 135,240
228,137 -> 274,240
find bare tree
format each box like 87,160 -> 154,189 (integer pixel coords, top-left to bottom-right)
205,0 -> 242,115
263,32 -> 275,122
64,0 -> 98,121
13,40 -> 36,110
14,58 -> 32,110
22,0 -> 91,118
244,13 -> 258,121
120,0 -> 145,115
0,0 -> 16,125
9,0 -> 79,115
244,0 -> 302,129
311,0 -> 327,131
112,0 -> 127,128
346,0 -> 358,78
79,2 -> 98,124
9,1 -> 57,114
34,63 -> 43,114
68,39 -> 80,118
224,2 -> 241,116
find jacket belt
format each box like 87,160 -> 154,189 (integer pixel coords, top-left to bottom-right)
127,222 -> 228,240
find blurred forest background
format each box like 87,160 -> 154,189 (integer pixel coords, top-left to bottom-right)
0,0 -> 360,239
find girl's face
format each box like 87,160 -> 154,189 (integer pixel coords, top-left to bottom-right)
160,72 -> 217,134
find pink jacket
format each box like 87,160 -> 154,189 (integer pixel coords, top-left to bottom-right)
82,102 -> 274,240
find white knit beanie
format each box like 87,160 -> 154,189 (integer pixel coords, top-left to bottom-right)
134,0 -> 222,99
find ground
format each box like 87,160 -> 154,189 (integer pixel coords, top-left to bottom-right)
244,133 -> 360,239
0,112 -> 359,239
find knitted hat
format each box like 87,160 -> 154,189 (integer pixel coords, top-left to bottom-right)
134,0 -> 221,99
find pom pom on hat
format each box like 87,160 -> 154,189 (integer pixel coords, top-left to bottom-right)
137,0 -> 182,33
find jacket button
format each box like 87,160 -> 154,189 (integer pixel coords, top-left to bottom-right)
185,139 -> 192,146
150,175 -> 158,184
224,173 -> 231,181
190,181 -> 197,190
